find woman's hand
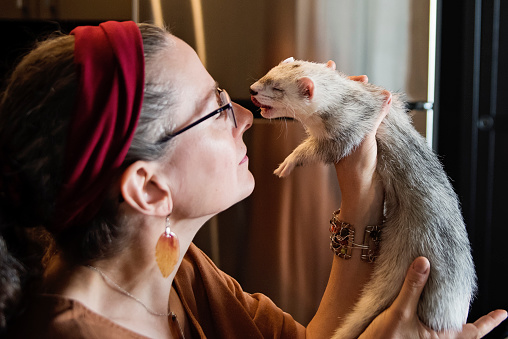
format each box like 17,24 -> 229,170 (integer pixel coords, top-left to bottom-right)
331,68 -> 388,201
334,82 -> 391,225
334,86 -> 390,189
360,257 -> 507,339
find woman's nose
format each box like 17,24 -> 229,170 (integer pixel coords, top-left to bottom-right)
233,102 -> 253,134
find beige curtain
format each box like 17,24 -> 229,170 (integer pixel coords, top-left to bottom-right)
242,120 -> 340,323
192,0 -> 430,325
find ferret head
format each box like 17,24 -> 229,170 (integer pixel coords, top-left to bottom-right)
250,58 -> 343,123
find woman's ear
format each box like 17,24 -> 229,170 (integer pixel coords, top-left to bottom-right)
120,161 -> 173,217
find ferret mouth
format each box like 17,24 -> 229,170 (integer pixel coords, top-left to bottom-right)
251,96 -> 272,110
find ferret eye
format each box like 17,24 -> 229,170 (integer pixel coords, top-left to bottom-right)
273,87 -> 283,92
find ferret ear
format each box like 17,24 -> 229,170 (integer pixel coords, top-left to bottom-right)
326,60 -> 336,70
280,57 -> 295,64
297,76 -> 314,100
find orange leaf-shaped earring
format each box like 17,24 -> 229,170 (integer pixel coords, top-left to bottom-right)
155,216 -> 180,278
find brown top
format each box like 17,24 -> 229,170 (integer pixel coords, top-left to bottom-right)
6,243 -> 305,338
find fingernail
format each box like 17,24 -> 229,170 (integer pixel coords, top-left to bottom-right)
413,258 -> 429,274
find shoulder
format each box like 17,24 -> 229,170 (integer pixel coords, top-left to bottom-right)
177,242 -> 227,285
175,243 -> 305,338
6,295 -> 148,339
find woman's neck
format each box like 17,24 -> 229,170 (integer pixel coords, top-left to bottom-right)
41,216 -> 203,338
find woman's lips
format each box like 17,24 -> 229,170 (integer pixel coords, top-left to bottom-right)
239,154 -> 248,165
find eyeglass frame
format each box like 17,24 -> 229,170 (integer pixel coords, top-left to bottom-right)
157,88 -> 237,144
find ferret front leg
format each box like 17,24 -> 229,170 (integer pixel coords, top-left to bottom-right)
274,137 -> 321,177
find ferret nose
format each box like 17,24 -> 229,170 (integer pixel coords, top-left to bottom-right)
249,88 -> 258,96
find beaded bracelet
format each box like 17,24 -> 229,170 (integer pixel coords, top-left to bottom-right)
329,210 -> 384,263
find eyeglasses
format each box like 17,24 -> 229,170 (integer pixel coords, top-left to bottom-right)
157,88 -> 236,144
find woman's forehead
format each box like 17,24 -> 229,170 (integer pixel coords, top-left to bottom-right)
162,36 -> 215,91
156,37 -> 217,125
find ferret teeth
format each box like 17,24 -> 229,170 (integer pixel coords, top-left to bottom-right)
251,96 -> 272,109
251,96 -> 262,107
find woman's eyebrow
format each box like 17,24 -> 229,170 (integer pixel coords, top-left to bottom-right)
206,82 -> 220,102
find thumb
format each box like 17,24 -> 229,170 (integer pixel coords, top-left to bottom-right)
392,257 -> 430,316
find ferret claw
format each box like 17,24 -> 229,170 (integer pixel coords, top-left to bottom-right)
274,159 -> 296,177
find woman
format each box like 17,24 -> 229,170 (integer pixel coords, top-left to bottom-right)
0,21 -> 504,338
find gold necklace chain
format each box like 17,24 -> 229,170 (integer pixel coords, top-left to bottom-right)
85,265 -> 186,338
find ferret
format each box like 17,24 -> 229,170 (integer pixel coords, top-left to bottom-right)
250,58 -> 476,338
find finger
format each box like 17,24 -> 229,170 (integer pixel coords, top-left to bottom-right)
391,257 -> 430,317
349,75 -> 369,83
472,309 -> 507,338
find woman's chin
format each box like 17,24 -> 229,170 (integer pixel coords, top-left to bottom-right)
240,172 -> 255,200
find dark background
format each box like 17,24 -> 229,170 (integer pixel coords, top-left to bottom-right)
435,0 -> 508,337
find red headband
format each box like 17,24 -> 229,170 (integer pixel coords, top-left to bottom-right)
52,21 -> 145,232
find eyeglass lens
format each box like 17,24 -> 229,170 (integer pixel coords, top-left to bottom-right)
220,89 -> 237,128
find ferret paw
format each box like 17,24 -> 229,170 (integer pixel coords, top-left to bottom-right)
274,159 -> 296,177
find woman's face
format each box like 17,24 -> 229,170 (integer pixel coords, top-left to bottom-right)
159,35 -> 255,220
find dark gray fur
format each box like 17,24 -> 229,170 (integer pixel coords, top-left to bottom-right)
250,59 -> 476,338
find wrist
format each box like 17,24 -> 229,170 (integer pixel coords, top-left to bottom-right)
329,209 -> 384,262
338,175 -> 384,228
